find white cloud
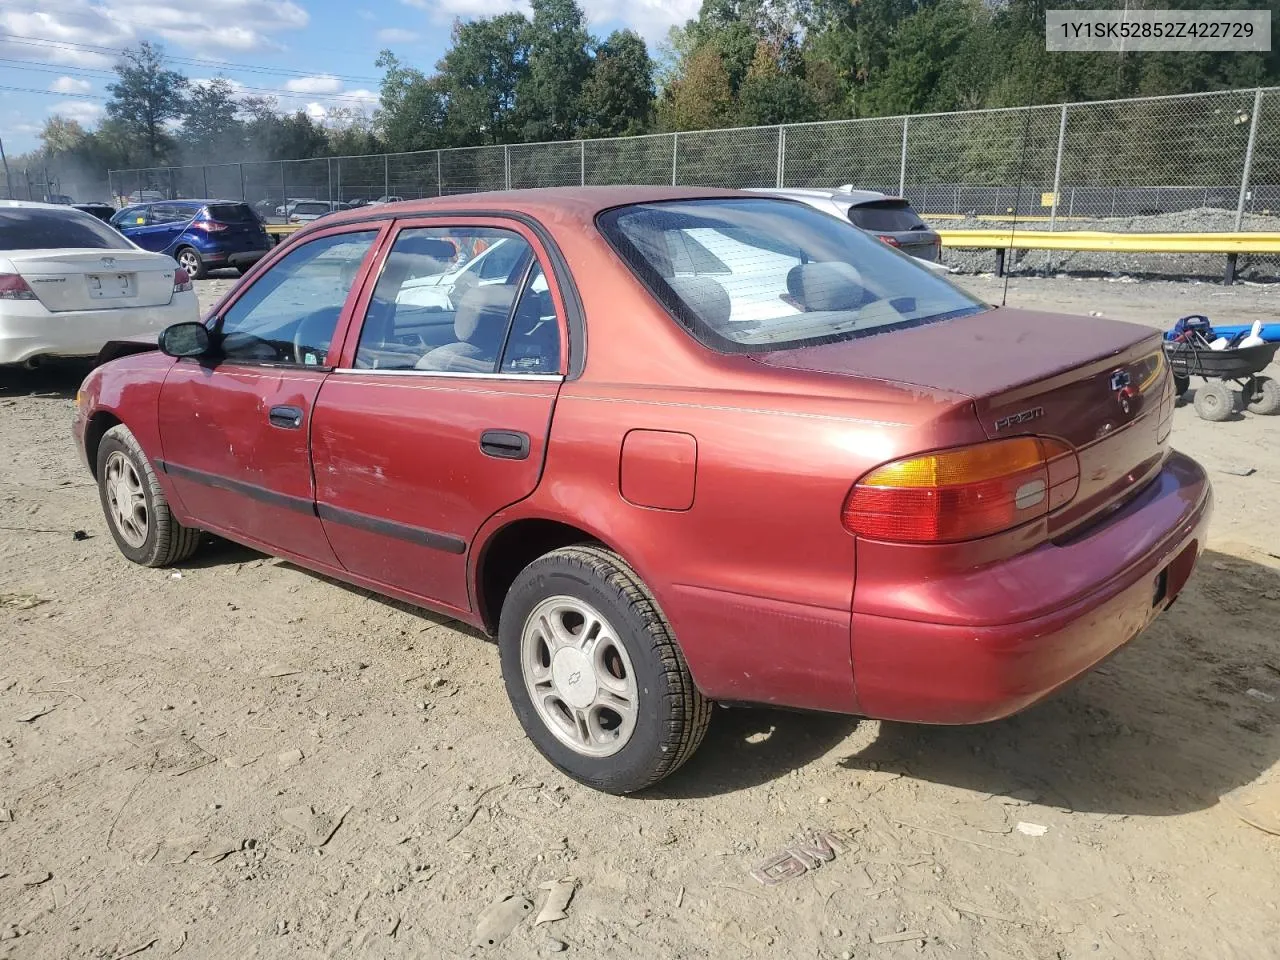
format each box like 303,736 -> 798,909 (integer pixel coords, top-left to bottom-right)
49,99 -> 105,125
376,27 -> 421,43
50,76 -> 93,95
397,0 -> 695,44
344,89 -> 379,108
304,102 -> 327,122
285,74 -> 344,95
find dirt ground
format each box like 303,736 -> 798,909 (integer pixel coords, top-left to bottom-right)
1,274 -> 1278,960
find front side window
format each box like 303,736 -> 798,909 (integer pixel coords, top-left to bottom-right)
0,207 -> 133,251
355,225 -> 559,374
598,198 -> 984,353
217,230 -> 379,366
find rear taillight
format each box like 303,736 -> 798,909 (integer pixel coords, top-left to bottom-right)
191,220 -> 227,232
0,274 -> 37,300
842,437 -> 1080,543
173,268 -> 193,293
878,235 -> 901,247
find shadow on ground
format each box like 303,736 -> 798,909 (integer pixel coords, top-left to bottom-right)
0,360 -> 91,400
835,547 -> 1280,816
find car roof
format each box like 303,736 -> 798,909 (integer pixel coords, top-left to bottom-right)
0,198 -> 88,211
746,186 -> 899,205
304,186 -> 752,236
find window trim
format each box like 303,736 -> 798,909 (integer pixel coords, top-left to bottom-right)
204,222 -> 389,371
337,218 -> 566,379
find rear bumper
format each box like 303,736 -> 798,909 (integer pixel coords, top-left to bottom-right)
849,451 -> 1212,724
0,292 -> 199,365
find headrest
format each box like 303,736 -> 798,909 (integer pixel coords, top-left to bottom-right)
786,261 -> 865,312
666,276 -> 731,329
454,285 -> 516,343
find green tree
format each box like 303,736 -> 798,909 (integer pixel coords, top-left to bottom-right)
518,0 -> 591,141
105,41 -> 189,164
580,30 -> 655,138
659,45 -> 733,131
375,50 -> 447,152
241,97 -> 329,160
435,13 -> 531,146
180,78 -> 244,155
736,41 -> 817,125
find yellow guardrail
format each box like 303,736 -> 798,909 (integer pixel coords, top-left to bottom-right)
938,229 -> 1280,253
264,223 -> 301,236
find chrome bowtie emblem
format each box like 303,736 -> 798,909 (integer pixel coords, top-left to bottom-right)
567,671 -> 582,685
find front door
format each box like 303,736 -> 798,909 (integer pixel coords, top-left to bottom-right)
125,203 -> 194,253
310,219 -> 567,612
157,226 -> 384,564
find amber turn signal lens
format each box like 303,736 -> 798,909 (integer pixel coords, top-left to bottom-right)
843,437 -> 1079,543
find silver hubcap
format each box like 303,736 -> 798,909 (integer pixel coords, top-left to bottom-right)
179,251 -> 198,273
520,596 -> 639,758
104,451 -> 148,548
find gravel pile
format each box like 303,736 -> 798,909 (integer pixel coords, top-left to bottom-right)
931,207 -> 1280,282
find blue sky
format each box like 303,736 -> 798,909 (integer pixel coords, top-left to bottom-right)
0,0 -> 697,155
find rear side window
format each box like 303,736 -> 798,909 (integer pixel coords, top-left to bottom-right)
206,203 -> 256,223
847,200 -> 927,232
0,208 -> 132,251
150,203 -> 198,225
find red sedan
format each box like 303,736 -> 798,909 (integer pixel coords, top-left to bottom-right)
73,187 -> 1212,793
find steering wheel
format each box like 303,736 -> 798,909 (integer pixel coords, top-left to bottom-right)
293,310 -> 336,365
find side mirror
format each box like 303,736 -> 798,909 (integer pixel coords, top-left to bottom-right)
159,322 -> 212,358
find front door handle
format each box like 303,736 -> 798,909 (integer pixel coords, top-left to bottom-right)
480,430 -> 530,460
269,405 -> 304,429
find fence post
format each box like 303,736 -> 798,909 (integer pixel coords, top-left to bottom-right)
671,132 -> 679,186
327,157 -> 333,202
202,165 -> 209,198
280,162 -> 287,209
107,170 -> 115,203
899,117 -> 909,196
775,126 -> 785,187
1049,104 -> 1068,230
504,144 -> 511,191
168,167 -> 175,200
384,155 -> 390,198
437,151 -> 443,196
238,163 -> 245,202
1235,89 -> 1263,232
580,140 -> 586,186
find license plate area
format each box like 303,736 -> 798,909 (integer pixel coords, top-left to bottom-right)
88,273 -> 135,299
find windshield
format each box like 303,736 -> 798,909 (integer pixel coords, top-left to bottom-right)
848,200 -> 928,232
597,197 -> 983,353
0,207 -> 134,251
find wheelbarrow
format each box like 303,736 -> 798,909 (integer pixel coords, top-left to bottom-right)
1162,339 -> 1280,421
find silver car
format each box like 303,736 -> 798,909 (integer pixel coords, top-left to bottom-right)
747,187 -> 947,272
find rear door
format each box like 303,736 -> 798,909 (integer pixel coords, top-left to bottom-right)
157,224 -> 385,562
310,218 -> 566,612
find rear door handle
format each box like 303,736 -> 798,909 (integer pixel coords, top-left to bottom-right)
480,430 -> 530,460
268,405 -> 304,429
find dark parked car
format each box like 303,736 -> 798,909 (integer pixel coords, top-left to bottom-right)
73,202 -> 117,222
111,200 -> 272,279
73,186 -> 1211,794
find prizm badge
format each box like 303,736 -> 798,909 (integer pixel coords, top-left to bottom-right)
993,406 -> 1044,431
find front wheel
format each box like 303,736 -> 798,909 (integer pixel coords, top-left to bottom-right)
1246,376 -> 1280,415
96,424 -> 201,567
1192,381 -> 1234,422
498,545 -> 711,794
175,246 -> 205,280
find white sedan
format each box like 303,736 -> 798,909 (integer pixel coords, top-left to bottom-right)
0,201 -> 200,368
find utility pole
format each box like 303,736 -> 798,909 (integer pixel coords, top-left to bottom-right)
0,136 -> 12,200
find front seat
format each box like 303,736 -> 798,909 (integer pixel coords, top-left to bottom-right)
416,285 -> 516,373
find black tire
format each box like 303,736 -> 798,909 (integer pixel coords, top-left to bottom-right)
1192,381 -> 1234,422
175,246 -> 205,280
96,424 -> 201,567
498,545 -> 711,794
1246,376 -> 1280,415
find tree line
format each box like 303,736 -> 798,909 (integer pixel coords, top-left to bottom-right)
13,0 -> 1280,198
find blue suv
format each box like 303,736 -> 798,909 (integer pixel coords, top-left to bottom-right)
111,200 -> 272,279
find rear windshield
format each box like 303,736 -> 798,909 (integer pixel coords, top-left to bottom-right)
597,197 -> 983,353
295,203 -> 330,214
206,203 -> 256,223
0,207 -> 132,251
847,200 -> 928,233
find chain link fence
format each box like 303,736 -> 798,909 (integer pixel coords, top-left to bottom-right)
106,87 -> 1280,240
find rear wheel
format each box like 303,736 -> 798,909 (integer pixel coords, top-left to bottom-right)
1246,376 -> 1280,415
1192,381 -> 1234,422
498,545 -> 711,794
96,425 -> 200,567
175,246 -> 205,280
